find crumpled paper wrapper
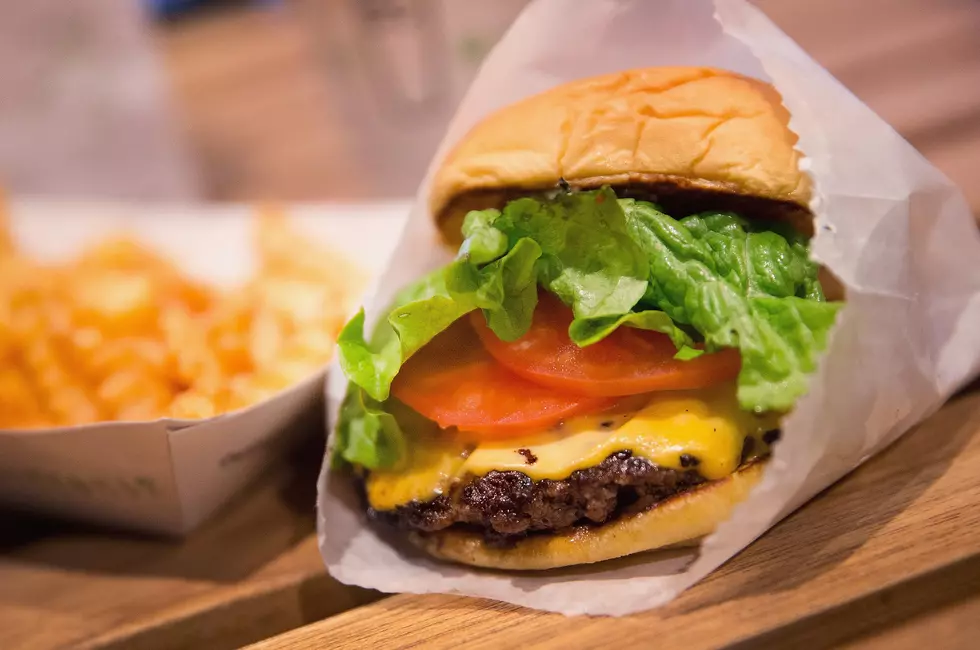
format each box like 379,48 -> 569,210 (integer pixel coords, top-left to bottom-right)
317,0 -> 980,615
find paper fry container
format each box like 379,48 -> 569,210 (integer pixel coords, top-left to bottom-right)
0,200 -> 407,535
317,0 -> 980,616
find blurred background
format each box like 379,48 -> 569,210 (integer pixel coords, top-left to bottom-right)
0,0 -> 977,212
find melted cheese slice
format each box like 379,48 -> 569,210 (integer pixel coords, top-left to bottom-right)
366,385 -> 780,511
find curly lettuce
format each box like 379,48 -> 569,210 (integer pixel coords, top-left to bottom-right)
334,188 -> 841,468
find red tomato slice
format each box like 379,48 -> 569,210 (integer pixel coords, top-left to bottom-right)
391,318 -> 617,436
471,292 -> 741,397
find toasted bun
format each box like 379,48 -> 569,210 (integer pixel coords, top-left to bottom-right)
431,67 -> 810,243
410,461 -> 764,571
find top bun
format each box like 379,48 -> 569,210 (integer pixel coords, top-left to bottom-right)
431,67 -> 811,242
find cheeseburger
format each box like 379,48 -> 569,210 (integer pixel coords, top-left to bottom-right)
333,67 -> 842,570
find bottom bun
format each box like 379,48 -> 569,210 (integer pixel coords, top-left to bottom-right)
409,461 -> 765,571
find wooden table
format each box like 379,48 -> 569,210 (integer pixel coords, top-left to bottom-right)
0,436 -> 379,650
3,0 -> 980,648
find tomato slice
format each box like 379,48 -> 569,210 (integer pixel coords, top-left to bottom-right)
471,292 -> 741,397
391,318 -> 617,436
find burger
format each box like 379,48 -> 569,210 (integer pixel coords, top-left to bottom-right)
332,67 -> 842,570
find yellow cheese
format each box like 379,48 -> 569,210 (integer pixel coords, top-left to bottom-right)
364,437 -> 469,512
362,400 -> 471,509
365,385 -> 780,511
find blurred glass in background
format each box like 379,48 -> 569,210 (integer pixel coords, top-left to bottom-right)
291,0 -> 530,197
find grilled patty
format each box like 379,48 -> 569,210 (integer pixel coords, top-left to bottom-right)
368,450 -> 707,546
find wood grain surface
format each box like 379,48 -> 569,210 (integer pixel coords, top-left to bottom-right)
1,0 -> 979,649
0,437 -> 379,650
250,385 -> 980,650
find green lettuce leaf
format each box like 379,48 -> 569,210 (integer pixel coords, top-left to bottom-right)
673,346 -> 705,361
447,237 -> 543,341
334,188 -> 842,468
568,309 -> 693,348
459,208 -> 507,264
332,389 -> 405,470
334,267 -> 470,469
334,231 -> 543,468
621,200 -> 841,411
336,188 -> 651,405
336,268 -> 470,403
736,295 -> 841,410
493,187 -> 649,320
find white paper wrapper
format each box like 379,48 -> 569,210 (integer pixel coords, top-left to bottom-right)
317,0 -> 980,615
0,199 -> 407,534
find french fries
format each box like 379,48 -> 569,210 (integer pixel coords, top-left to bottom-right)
0,202 -> 365,429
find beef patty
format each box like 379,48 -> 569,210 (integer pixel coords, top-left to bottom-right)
368,450 -> 707,546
